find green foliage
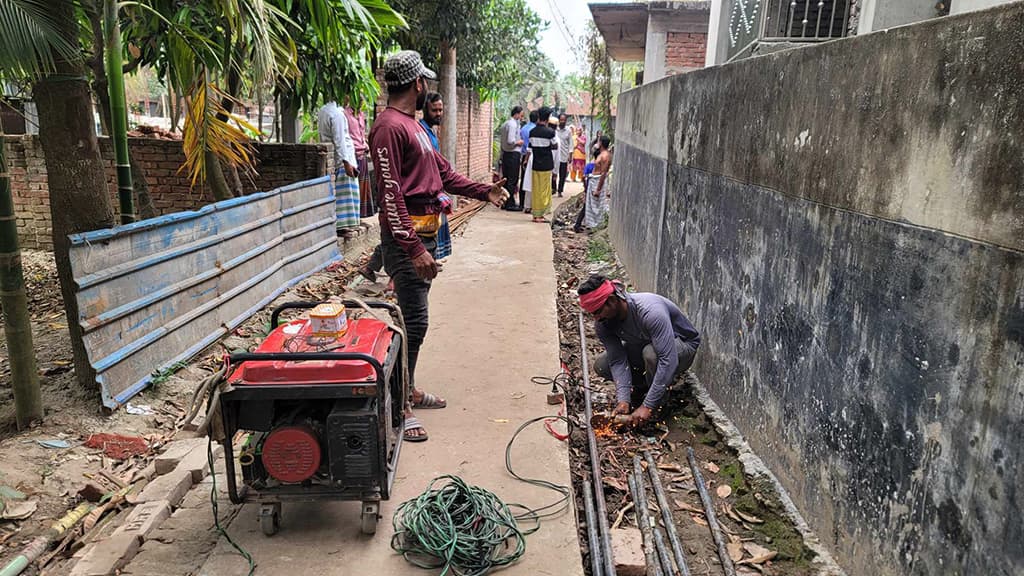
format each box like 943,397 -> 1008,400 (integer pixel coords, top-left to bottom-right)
585,21 -> 613,139
0,0 -> 79,80
390,0 -> 546,97
275,0 -> 405,114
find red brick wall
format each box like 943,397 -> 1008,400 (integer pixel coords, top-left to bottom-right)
3,135 -> 331,250
453,87 -> 494,180
665,32 -> 708,74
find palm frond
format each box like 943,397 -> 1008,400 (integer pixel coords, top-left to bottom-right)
0,0 -> 79,79
181,74 -> 258,187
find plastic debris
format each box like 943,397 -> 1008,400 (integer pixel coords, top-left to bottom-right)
36,439 -> 71,449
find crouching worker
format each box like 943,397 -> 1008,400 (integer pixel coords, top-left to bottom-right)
578,275 -> 701,426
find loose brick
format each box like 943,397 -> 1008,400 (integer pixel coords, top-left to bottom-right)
611,528 -> 647,576
112,500 -> 171,541
69,533 -> 142,576
153,437 -> 208,476
175,440 -> 221,483
136,468 -> 193,506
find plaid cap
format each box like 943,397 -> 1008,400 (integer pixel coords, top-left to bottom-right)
383,50 -> 436,87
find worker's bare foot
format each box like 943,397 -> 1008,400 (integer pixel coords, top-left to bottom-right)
410,388 -> 447,409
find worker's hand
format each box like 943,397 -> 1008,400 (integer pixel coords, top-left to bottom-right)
411,250 -> 439,280
516,139 -> 524,146
343,161 -> 358,178
612,401 -> 631,415
631,405 -> 653,425
488,179 -> 509,208
593,187 -> 602,197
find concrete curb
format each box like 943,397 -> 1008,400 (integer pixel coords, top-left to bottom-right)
687,376 -> 847,576
69,438 -> 223,576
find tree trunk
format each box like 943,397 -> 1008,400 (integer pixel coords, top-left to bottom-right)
33,0 -> 116,397
0,128 -> 43,428
439,39 -> 458,164
104,0 -> 134,224
280,93 -> 299,143
438,39 -> 458,165
87,1 -> 110,136
131,150 -> 157,219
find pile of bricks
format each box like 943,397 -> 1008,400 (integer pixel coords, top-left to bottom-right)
68,438 -> 224,576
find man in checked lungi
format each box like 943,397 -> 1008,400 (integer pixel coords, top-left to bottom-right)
318,99 -> 361,231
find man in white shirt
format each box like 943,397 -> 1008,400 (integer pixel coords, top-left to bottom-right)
499,106 -> 524,211
555,114 -> 573,198
318,101 -> 360,230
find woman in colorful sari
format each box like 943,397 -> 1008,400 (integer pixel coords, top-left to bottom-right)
570,128 -> 587,182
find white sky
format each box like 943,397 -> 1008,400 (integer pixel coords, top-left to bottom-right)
525,0 -> 595,76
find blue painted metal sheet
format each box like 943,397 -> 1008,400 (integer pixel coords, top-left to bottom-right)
68,176 -> 340,408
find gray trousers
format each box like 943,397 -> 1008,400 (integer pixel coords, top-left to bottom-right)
594,337 -> 697,407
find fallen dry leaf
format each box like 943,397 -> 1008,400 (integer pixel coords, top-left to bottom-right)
743,543 -> 773,559
704,461 -> 720,474
716,485 -> 733,499
740,551 -> 778,566
673,499 -> 704,514
657,463 -> 683,473
727,542 -> 745,562
691,514 -> 709,527
603,477 -> 628,492
736,509 -> 764,524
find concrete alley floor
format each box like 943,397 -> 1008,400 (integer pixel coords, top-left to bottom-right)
155,187 -> 585,575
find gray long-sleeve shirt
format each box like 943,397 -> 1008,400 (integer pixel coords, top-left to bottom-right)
500,118 -> 521,153
595,292 -> 701,409
318,101 -> 357,169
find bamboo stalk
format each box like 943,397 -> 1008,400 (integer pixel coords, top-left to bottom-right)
104,0 -> 135,224
0,127 -> 42,428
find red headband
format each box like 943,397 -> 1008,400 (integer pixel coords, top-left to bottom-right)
580,280 -> 615,313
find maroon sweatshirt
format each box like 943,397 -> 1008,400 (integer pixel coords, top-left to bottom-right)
369,107 -> 492,258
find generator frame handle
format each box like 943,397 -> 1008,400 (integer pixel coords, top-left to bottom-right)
269,300 -> 401,330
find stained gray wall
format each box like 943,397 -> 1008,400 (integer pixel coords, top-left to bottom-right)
609,4 -> 1024,575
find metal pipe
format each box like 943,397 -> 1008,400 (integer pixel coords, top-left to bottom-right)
686,447 -> 738,576
651,523 -> 676,576
579,311 -> 616,576
582,477 -> 605,576
628,472 -> 664,576
642,451 -> 692,576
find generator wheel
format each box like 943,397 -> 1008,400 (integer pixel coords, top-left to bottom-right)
360,501 -> 380,535
259,503 -> 281,536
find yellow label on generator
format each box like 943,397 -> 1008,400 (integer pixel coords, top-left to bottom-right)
309,303 -> 348,338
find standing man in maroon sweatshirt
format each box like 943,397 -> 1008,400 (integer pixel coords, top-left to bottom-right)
370,50 -> 508,442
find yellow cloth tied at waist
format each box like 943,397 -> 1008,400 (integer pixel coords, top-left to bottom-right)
410,213 -> 442,237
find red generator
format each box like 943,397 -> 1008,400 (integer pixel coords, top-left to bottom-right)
218,300 -> 406,536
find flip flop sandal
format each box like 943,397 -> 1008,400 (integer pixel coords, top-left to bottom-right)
411,392 -> 447,409
403,417 -> 428,442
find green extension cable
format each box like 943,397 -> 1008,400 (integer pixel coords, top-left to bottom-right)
391,475 -> 527,576
207,437 -> 257,576
392,409 -> 574,576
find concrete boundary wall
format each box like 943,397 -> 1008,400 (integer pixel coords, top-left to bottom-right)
69,177 -> 339,408
610,4 -> 1023,575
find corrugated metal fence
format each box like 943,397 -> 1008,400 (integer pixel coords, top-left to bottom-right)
68,176 -> 339,408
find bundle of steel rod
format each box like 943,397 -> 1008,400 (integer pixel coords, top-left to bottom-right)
447,199 -> 486,231
578,312 -> 616,576
629,453 -> 692,576
687,447 -> 738,576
